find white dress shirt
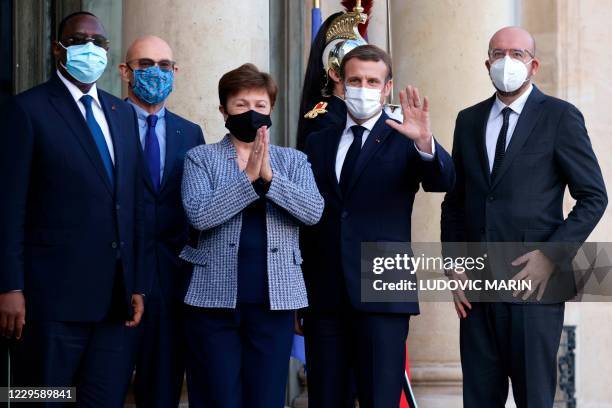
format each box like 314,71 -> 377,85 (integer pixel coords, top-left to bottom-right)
335,111 -> 436,181
485,84 -> 533,172
57,70 -> 115,164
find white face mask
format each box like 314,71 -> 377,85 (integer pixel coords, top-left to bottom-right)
489,55 -> 532,93
344,86 -> 382,120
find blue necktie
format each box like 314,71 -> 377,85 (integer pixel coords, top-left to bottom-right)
339,125 -> 366,195
80,95 -> 114,187
145,114 -> 161,191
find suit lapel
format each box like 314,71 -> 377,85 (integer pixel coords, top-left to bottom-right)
48,75 -> 114,195
490,86 -> 546,189
99,92 -> 121,195
345,112 -> 392,195
160,110 -> 181,194
326,125 -> 344,199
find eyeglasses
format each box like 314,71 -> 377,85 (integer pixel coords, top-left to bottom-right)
60,33 -> 110,49
126,59 -> 176,72
488,48 -> 534,61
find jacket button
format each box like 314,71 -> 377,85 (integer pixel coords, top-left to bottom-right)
111,242 -> 118,249
116,204 -> 121,211
488,196 -> 495,202
341,211 -> 348,219
271,248 -> 278,253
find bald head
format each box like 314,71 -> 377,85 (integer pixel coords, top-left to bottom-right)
119,35 -> 177,110
125,35 -> 173,63
489,26 -> 536,56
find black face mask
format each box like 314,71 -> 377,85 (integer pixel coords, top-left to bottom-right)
225,110 -> 272,143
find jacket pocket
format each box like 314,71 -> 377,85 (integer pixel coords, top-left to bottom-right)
179,245 -> 209,266
293,247 -> 303,265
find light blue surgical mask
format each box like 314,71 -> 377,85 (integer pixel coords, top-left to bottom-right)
60,41 -> 108,84
131,66 -> 174,105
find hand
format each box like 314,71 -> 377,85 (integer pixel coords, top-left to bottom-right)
294,311 -> 304,336
245,130 -> 264,182
0,291 -> 26,339
447,269 -> 472,319
259,127 -> 273,183
510,250 -> 555,301
385,85 -> 433,153
125,294 -> 144,327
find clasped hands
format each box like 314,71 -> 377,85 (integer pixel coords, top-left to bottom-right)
245,126 -> 273,183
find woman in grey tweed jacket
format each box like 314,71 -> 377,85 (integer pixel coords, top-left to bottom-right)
180,64 -> 323,408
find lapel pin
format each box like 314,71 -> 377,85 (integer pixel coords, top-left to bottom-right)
111,105 -> 116,111
376,138 -> 381,143
177,130 -> 181,134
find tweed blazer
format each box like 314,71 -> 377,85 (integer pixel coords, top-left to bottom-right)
180,134 -> 324,310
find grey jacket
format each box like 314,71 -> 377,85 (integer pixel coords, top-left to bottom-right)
180,135 -> 324,310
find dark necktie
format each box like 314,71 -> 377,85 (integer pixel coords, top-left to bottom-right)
491,107 -> 512,181
339,125 -> 366,195
80,95 -> 114,187
145,114 -> 161,191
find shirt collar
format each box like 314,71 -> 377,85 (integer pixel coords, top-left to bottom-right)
344,110 -> 383,134
127,98 -> 166,122
56,69 -> 101,109
491,83 -> 534,118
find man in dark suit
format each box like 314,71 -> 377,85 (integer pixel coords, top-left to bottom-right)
0,12 -> 145,406
117,35 -> 204,407
441,27 -> 607,408
302,44 -> 455,407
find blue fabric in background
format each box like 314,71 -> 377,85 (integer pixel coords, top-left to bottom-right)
290,334 -> 306,364
311,7 -> 322,41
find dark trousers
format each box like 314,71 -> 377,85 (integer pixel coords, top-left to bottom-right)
460,302 -> 565,408
126,275 -> 185,408
304,309 -> 410,408
6,269 -> 131,408
183,303 -> 294,408
10,320 -> 131,408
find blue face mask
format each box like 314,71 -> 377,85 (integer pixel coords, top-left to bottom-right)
60,42 -> 108,84
131,66 -> 174,105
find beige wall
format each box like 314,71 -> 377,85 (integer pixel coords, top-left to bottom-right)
122,0 -> 270,143
523,1 -> 612,406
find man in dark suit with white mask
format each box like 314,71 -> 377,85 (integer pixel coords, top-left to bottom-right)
442,26 -> 607,408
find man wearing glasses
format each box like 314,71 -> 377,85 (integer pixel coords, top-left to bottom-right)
0,11 -> 146,405
441,26 -> 607,407
118,36 -> 204,408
